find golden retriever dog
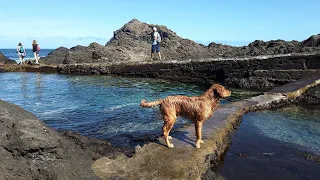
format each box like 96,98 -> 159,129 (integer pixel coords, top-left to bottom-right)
140,84 -> 231,148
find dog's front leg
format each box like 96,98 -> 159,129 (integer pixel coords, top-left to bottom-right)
195,121 -> 203,148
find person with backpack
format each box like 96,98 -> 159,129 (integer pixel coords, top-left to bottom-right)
151,27 -> 162,61
32,40 -> 40,64
17,42 -> 26,65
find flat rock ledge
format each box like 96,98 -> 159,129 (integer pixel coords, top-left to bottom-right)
91,73 -> 320,180
0,64 -> 57,73
1,53 -> 320,91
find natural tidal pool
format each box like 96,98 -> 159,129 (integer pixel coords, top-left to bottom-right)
1,72 -> 319,178
0,72 -> 255,147
216,106 -> 320,180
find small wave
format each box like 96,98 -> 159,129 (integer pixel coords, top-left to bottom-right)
103,103 -> 137,112
41,106 -> 78,116
42,108 -> 67,115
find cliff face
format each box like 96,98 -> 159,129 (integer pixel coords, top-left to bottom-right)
41,19 -> 320,65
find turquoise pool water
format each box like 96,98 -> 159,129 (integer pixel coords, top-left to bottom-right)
1,72 -> 225,146
217,106 -> 320,180
246,107 -> 320,155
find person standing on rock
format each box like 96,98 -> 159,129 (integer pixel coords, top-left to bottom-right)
32,40 -> 40,64
17,42 -> 26,65
151,27 -> 162,61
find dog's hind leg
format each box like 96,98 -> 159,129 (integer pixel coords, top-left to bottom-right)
162,116 -> 175,148
195,121 -> 204,148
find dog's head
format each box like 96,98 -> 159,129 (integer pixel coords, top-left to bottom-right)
212,84 -> 231,98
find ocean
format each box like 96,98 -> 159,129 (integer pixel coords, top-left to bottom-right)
0,49 -> 53,63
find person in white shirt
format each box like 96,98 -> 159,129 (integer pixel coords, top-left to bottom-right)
151,27 -> 162,61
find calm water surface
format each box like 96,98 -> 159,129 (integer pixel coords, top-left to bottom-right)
217,106 -> 320,180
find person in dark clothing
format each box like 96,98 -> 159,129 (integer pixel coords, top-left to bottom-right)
32,40 -> 40,64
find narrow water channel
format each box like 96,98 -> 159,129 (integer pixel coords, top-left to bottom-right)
215,106 -> 320,180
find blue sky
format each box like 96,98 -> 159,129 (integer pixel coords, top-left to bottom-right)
0,0 -> 319,48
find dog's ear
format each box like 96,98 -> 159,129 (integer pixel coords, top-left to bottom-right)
213,88 -> 222,98
213,84 -> 224,98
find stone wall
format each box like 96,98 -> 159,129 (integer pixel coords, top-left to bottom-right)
57,54 -> 320,91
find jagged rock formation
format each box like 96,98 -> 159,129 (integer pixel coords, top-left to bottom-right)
0,100 -> 131,180
41,19 -> 320,65
0,52 -> 16,64
105,19 -> 210,61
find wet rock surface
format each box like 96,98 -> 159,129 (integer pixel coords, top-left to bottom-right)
0,100 -> 131,180
294,84 -> 320,107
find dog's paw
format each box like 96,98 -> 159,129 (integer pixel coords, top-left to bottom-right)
168,144 -> 174,148
168,136 -> 173,139
200,140 -> 204,144
196,144 -> 201,148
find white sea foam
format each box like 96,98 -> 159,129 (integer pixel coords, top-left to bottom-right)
103,103 -> 136,112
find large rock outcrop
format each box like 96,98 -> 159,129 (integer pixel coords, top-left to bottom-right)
40,19 -> 320,65
41,47 -> 69,65
0,100 -> 130,180
105,19 -> 210,61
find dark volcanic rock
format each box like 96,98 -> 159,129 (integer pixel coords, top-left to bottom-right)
70,45 -> 87,51
58,54 -> 320,91
225,77 -> 277,91
302,34 -> 320,47
40,47 -> 69,65
106,18 -> 210,61
294,84 -> 320,107
0,100 -> 129,180
0,52 -> 16,64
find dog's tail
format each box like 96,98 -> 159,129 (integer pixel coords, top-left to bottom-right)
140,99 -> 163,108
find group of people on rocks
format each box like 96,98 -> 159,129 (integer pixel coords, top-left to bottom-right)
16,40 -> 40,65
15,26 -> 161,65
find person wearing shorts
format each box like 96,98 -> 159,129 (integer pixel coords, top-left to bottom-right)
151,27 -> 162,60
